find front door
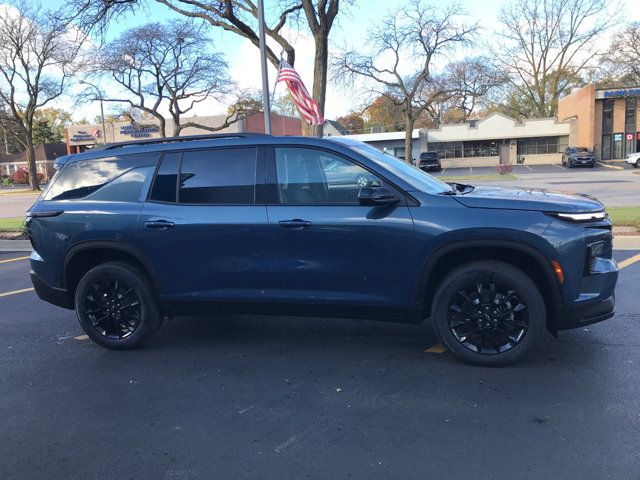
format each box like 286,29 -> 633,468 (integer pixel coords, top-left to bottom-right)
136,147 -> 271,305
266,146 -> 421,317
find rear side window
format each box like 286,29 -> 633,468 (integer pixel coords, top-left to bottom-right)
43,153 -> 159,201
148,148 -> 257,205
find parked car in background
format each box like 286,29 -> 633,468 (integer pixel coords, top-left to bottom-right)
414,151 -> 442,171
27,134 -> 618,366
562,147 -> 596,168
625,151 -> 640,168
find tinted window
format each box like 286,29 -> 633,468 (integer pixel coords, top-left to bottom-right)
178,148 -> 256,204
275,147 -> 381,205
43,153 -> 158,201
149,153 -> 180,202
85,166 -> 154,202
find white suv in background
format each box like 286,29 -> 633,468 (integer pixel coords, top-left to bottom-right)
626,151 -> 640,168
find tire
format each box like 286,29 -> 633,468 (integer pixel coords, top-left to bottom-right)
635,160 -> 640,168
431,260 -> 545,366
74,261 -> 161,350
356,175 -> 369,187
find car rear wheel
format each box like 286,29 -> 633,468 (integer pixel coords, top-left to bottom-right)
74,261 -> 161,350
431,260 -> 545,366
635,160 -> 640,168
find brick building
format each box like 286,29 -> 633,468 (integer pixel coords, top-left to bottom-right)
558,84 -> 640,160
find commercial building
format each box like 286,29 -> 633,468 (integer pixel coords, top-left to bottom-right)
65,112 -> 302,153
558,84 -> 640,160
341,113 -> 570,167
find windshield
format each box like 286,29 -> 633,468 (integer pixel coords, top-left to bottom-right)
344,142 -> 451,194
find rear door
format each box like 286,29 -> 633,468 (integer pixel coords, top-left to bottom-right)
136,146 -> 271,306
266,146 -> 421,317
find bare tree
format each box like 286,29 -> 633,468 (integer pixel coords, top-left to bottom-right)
93,20 -> 235,137
601,22 -> 640,85
0,2 -> 83,190
69,0 -> 348,137
438,58 -> 507,122
334,1 -> 475,162
494,0 -> 621,118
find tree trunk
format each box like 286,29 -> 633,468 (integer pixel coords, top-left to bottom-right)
311,31 -> 328,138
25,138 -> 40,191
404,114 -> 415,165
158,117 -> 167,138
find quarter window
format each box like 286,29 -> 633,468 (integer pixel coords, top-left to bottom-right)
178,148 -> 257,204
274,147 -> 381,205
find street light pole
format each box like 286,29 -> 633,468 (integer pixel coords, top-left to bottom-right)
80,80 -> 107,144
257,0 -> 272,135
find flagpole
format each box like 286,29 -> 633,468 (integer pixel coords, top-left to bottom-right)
257,0 -> 272,135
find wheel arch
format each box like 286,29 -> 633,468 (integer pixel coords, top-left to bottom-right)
63,241 -> 160,301
416,239 -> 563,333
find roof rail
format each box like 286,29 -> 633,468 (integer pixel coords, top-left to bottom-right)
101,132 -> 270,151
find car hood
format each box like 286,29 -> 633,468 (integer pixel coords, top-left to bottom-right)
452,185 -> 604,213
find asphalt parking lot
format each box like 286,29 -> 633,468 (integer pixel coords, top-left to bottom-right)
1,250 -> 640,479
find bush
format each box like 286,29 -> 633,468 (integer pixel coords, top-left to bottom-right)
9,169 -> 45,185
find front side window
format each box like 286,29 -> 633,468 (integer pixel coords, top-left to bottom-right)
274,147 -> 381,205
178,148 -> 257,204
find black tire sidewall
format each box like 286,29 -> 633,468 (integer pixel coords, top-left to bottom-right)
431,261 -> 546,366
74,262 -> 160,350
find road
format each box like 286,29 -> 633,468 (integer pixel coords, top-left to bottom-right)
1,250 -> 639,479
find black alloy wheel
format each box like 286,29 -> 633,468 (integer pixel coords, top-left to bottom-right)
84,277 -> 141,339
431,260 -> 545,366
75,261 -> 161,349
447,281 -> 528,354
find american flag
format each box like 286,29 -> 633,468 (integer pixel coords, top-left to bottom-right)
277,60 -> 324,126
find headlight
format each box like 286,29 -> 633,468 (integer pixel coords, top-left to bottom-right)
555,211 -> 606,222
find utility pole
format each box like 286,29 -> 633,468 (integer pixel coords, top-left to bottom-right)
257,0 -> 272,135
79,80 -> 107,144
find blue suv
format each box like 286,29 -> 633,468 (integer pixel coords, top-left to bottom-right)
27,134 -> 618,366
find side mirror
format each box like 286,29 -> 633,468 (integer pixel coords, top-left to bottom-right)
358,186 -> 400,206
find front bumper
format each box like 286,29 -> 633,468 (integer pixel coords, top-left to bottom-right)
30,270 -> 73,310
554,257 -> 618,330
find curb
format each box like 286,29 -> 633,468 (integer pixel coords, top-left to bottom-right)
0,240 -> 31,252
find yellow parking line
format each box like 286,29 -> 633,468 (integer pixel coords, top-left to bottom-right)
424,344 -> 447,354
598,162 -> 623,170
619,253 -> 640,269
0,256 -> 29,264
0,287 -> 34,298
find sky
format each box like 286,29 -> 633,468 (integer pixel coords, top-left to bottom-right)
37,0 -> 640,123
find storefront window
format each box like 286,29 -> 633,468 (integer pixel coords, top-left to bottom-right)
602,99 -> 613,134
613,133 -> 623,159
462,140 -> 500,157
427,142 -> 463,159
516,137 -> 560,155
601,134 -> 611,160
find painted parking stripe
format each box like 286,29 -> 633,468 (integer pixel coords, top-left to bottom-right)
597,162 -> 623,170
0,287 -> 34,298
619,253 -> 640,269
523,164 -> 533,171
424,344 -> 447,353
0,256 -> 29,265
74,334 -> 89,341
552,164 -> 565,169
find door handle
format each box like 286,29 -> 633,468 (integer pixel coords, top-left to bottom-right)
278,219 -> 311,229
145,220 -> 175,230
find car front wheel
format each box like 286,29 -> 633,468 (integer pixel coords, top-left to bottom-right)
635,159 -> 640,168
431,260 -> 546,366
74,261 -> 162,350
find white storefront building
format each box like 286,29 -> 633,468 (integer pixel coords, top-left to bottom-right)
340,113 -> 571,167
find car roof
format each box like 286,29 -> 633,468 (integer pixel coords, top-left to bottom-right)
61,134 -> 358,165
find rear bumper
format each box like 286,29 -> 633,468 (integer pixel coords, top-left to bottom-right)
30,270 -> 73,310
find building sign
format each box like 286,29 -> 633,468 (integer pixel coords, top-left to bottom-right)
603,87 -> 640,98
613,133 -> 623,141
70,129 -> 101,142
119,125 -> 160,138
626,133 -> 634,141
